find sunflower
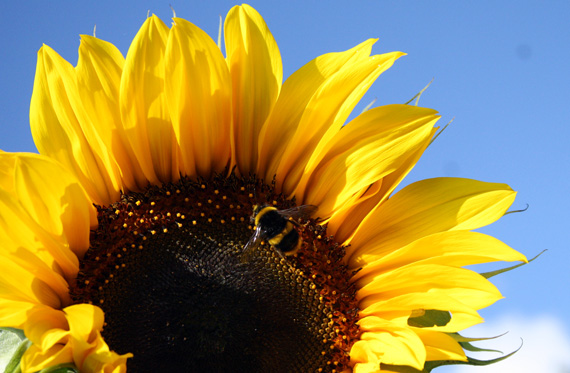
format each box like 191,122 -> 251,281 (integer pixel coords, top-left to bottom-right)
0,4 -> 527,373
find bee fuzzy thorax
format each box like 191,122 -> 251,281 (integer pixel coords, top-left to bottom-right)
252,204 -> 278,226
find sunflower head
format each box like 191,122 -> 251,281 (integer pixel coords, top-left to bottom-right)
0,4 -> 528,373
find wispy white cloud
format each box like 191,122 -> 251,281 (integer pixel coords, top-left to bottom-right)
439,314 -> 570,373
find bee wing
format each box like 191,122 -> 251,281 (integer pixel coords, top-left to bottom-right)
277,205 -> 318,220
240,226 -> 264,262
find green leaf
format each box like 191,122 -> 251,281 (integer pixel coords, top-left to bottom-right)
0,328 -> 30,373
481,249 -> 546,279
407,310 -> 451,328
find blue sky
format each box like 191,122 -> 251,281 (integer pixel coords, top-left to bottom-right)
1,1 -> 569,371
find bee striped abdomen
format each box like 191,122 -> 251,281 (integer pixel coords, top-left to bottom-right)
273,223 -> 301,255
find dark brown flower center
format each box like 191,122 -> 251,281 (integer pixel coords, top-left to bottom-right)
70,173 -> 360,372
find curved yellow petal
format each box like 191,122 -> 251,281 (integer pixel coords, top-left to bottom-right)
0,153 -> 94,251
328,126 -> 436,243
225,4 -> 282,174
0,251 -> 65,308
0,300 -> 40,329
351,316 -> 425,370
353,230 -> 526,283
76,35 -> 147,192
20,304 -> 130,373
65,304 -> 131,372
22,344 -> 72,373
358,293 -> 483,333
13,154 -> 94,252
30,45 -> 119,205
300,105 -> 439,218
0,191 -> 79,283
257,39 -> 377,182
120,15 -> 179,185
348,177 -> 516,267
276,51 -> 405,196
356,264 -> 503,312
21,307 -> 71,373
414,329 -> 467,362
165,18 -> 232,177
23,306 -> 68,347
0,246 -> 69,302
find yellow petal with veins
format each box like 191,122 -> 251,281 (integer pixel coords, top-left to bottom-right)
0,300 -> 39,329
277,51 -> 405,195
0,192 -> 78,282
353,230 -> 527,282
76,35 -> 147,192
300,105 -> 438,218
65,304 -> 131,372
328,126 -> 436,242
0,154 -> 93,280
120,15 -> 179,185
348,177 -> 516,267
257,39 -> 377,182
225,4 -> 283,174
30,45 -> 118,205
356,264 -> 502,312
165,17 -> 232,177
359,293 -> 483,333
352,316 -> 425,370
414,329 -> 467,362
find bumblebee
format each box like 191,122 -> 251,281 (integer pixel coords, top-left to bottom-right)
241,204 -> 317,261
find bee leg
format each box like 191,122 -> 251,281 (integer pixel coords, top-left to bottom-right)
274,248 -> 286,260
288,218 -> 301,227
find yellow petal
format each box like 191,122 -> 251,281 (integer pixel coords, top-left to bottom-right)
276,51 -> 405,196
0,251 -> 66,308
120,15 -> 179,185
353,230 -> 526,283
348,177 -> 516,266
0,153 -> 94,244
225,4 -> 283,174
328,127 -> 436,242
358,293 -> 483,333
165,17 -> 232,177
0,191 -> 79,282
257,39 -> 377,182
414,329 -> 467,362
30,45 -> 119,205
22,344 -> 72,373
300,105 -> 439,218
0,300 -> 38,329
0,240 -> 70,301
65,304 -> 132,372
76,35 -> 147,192
20,304 -> 130,373
352,316 -> 425,370
23,306 -> 68,347
13,154 -> 94,251
356,264 -> 503,312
